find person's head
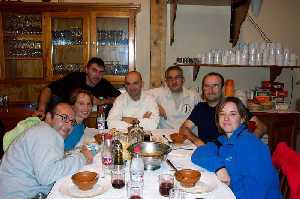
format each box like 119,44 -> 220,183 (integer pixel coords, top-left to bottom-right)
202,72 -> 224,106
69,89 -> 93,123
85,57 -> 105,87
215,97 -> 249,135
165,66 -> 184,93
45,102 -> 75,139
125,71 -> 143,101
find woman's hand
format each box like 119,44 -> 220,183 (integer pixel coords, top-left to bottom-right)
81,145 -> 93,164
216,168 -> 231,186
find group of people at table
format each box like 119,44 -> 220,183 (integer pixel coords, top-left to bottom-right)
0,57 -> 282,199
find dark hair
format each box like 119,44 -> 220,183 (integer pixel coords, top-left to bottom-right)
69,89 -> 93,106
215,97 -> 249,134
87,57 -> 105,69
47,102 -> 71,119
202,72 -> 224,90
165,66 -> 183,79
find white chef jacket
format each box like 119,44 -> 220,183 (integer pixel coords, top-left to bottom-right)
107,91 -> 159,130
147,86 -> 200,130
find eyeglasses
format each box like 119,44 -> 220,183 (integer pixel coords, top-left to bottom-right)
203,84 -> 221,90
166,76 -> 183,81
54,113 -> 75,125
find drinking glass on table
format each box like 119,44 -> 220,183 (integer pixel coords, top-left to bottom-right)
111,167 -> 125,189
127,181 -> 143,199
169,188 -> 186,199
158,174 -> 174,197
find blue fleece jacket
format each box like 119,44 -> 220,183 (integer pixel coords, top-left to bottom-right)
191,124 -> 282,199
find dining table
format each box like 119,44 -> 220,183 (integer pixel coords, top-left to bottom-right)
47,128 -> 236,199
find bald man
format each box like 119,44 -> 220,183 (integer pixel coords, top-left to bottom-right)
107,71 -> 159,130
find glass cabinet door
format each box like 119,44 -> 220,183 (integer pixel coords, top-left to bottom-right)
93,17 -> 129,76
50,16 -> 86,78
2,13 -> 43,79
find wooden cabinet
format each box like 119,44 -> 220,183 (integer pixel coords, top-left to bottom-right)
0,2 -> 140,102
253,111 -> 300,152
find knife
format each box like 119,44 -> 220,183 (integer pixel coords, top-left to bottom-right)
166,159 -> 178,171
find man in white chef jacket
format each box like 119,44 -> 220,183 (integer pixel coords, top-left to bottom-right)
107,71 -> 159,130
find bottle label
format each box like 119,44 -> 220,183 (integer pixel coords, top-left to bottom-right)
130,171 -> 144,184
97,118 -> 105,130
102,156 -> 113,166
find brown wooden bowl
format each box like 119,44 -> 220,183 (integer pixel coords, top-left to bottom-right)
175,169 -> 201,188
170,133 -> 186,145
71,171 -> 98,191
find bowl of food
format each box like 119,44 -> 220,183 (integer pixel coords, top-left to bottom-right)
170,133 -> 186,145
175,169 -> 201,188
128,142 -> 172,170
71,171 -> 99,191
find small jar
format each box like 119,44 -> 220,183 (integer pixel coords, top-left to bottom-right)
225,79 -> 235,97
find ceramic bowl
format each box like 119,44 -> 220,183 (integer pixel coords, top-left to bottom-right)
170,133 -> 186,144
175,169 -> 201,188
71,171 -> 98,191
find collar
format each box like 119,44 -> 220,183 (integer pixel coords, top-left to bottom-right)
218,124 -> 248,145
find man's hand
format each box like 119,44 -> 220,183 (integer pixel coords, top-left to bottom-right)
179,121 -> 205,147
158,104 -> 167,119
33,109 -> 45,120
81,145 -> 93,164
143,111 -> 152,119
216,168 -> 231,186
122,117 -> 138,124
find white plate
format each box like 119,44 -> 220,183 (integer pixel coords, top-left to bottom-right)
59,178 -> 111,198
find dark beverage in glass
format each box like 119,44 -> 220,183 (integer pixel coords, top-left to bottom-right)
112,179 -> 125,189
159,182 -> 174,197
129,196 -> 142,199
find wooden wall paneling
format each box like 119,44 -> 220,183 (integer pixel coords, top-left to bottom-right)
150,0 -> 166,88
0,14 -> 4,80
128,12 -> 136,71
43,12 -> 52,80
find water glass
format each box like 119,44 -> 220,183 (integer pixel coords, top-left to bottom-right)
127,181 -> 143,199
169,188 -> 186,199
158,174 -> 174,197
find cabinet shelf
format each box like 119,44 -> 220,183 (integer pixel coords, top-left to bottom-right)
4,33 -> 42,40
176,63 -> 300,82
96,45 -> 128,48
5,57 -> 43,60
53,44 -> 83,48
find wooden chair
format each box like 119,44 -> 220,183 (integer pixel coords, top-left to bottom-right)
279,170 -> 290,199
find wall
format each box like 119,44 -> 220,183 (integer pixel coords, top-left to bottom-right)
166,4 -> 269,97
241,0 -> 300,109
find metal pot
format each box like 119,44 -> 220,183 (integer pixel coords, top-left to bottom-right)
128,142 -> 172,170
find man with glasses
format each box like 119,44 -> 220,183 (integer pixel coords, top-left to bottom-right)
35,57 -> 121,119
148,66 -> 200,130
0,103 -> 93,199
180,72 -> 267,146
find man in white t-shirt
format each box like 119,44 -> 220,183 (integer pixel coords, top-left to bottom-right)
107,71 -> 159,130
148,66 -> 200,130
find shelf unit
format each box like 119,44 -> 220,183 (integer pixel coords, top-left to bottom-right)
0,2 -> 140,102
175,63 -> 300,82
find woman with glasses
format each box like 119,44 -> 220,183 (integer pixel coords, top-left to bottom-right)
191,97 -> 282,199
64,89 -> 93,151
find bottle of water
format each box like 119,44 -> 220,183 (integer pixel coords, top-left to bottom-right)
130,145 -> 144,186
102,133 -> 113,172
97,98 -> 106,130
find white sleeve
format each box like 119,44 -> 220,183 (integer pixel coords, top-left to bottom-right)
30,127 -> 86,185
107,95 -> 130,129
139,97 -> 160,130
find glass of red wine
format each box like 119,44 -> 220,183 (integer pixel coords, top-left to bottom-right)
158,174 -> 174,197
127,181 -> 143,199
111,168 -> 125,189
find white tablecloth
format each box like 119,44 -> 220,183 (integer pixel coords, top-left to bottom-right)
47,128 -> 235,199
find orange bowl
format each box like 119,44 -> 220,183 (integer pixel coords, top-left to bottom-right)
175,169 -> 201,188
71,171 -> 98,191
170,133 -> 186,145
